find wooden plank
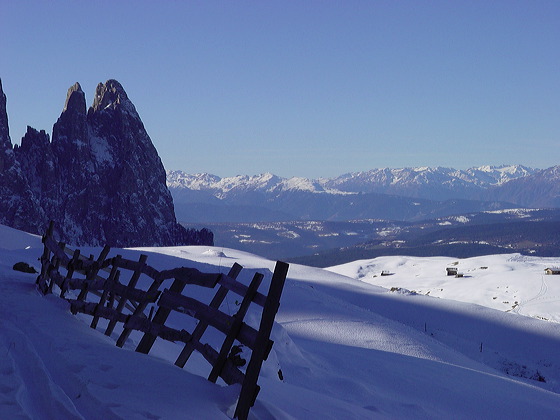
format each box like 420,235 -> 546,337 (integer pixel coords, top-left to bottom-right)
123,316 -> 192,343
158,290 -> 260,349
125,315 -> 245,384
70,245 -> 110,314
116,268 -> 169,347
158,267 -> 222,288
47,242 -> 66,294
68,299 -> 128,324
36,221 -> 55,292
217,274 -> 267,307
114,260 -> 174,348
91,257 -> 121,329
116,264 -> 219,348
112,256 -> 149,272
44,235 -> 71,266
208,271 -> 263,383
60,248 -> 81,298
104,254 -> 148,337
135,276 -> 187,354
175,262 -> 243,368
235,261 -> 289,420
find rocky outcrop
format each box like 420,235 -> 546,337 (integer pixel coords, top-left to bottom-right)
1,78 -> 212,247
0,81 -> 46,233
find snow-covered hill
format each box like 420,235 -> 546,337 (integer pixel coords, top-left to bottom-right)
327,254 -> 560,322
2,223 -> 560,418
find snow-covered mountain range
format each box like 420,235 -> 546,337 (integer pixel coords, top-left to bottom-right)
167,165 -> 559,223
168,165 -> 537,199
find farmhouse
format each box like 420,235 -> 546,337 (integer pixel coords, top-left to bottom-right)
446,267 -> 458,276
545,267 -> 560,275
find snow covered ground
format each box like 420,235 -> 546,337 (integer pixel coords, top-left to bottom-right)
1,223 -> 560,419
327,254 -> 560,323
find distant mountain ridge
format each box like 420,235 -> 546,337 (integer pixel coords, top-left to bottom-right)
167,165 -> 558,223
322,165 -> 537,199
168,165 -> 538,199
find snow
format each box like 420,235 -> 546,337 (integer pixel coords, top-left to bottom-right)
89,134 -> 114,165
327,254 -> 560,322
2,224 -> 560,418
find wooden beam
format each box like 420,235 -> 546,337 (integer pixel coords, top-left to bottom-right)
208,271 -> 263,383
104,254 -> 147,337
60,249 -> 81,298
72,245 -> 111,314
135,275 -> 187,354
91,256 -> 121,329
175,262 -> 243,368
217,273 -> 267,307
235,261 -> 289,420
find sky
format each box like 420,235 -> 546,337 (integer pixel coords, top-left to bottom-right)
1,0 -> 559,178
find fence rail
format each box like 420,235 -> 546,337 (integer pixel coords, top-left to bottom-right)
36,221 -> 288,419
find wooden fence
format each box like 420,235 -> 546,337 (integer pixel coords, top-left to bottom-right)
36,222 -> 289,419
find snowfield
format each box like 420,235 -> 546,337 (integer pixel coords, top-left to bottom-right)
1,223 -> 560,419
327,254 -> 560,322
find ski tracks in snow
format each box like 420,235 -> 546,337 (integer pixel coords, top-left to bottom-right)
513,275 -> 557,316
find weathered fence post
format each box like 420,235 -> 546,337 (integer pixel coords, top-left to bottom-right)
46,241 -> 65,294
235,261 -> 289,420
91,256 -> 122,330
72,245 -> 111,315
36,221 -> 55,293
105,254 -> 147,337
61,249 -> 81,298
208,272 -> 264,383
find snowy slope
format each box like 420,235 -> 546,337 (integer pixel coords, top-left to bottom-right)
2,224 -> 560,419
327,254 -> 560,322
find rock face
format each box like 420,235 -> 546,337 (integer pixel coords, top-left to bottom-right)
3,78 -> 212,247
0,81 -> 46,233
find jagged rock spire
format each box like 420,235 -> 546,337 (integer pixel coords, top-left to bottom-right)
53,82 -> 87,147
0,78 -> 12,153
91,79 -> 133,113
0,79 -> 46,232
63,82 -> 86,113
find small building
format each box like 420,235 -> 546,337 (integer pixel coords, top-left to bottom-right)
455,272 -> 464,278
446,267 -> 458,276
544,267 -> 560,275
381,270 -> 391,276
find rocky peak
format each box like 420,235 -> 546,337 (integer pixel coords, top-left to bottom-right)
90,79 -> 133,114
0,79 -> 212,247
0,83 -> 46,233
52,82 -> 88,151
0,79 -> 12,154
63,82 -> 86,113
14,126 -> 55,198
18,126 -> 50,152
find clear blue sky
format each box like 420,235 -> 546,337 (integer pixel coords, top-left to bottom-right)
1,0 -> 558,178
